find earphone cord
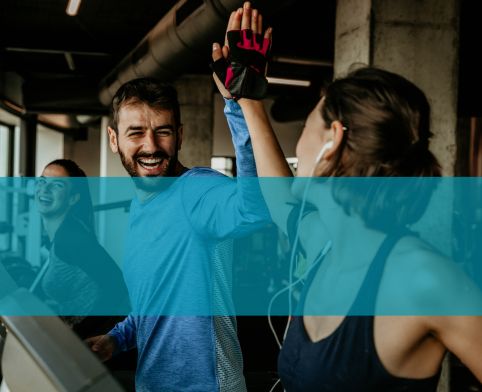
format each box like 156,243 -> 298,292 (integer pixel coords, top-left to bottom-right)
267,147 -> 333,391
266,178 -> 332,391
267,237 -> 332,348
284,159 -> 327,338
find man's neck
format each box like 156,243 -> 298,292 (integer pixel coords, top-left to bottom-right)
173,161 -> 188,177
135,161 -> 188,202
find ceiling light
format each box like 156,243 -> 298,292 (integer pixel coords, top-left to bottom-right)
66,0 -> 82,16
267,77 -> 311,87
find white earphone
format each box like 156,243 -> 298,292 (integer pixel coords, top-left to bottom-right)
309,140 -> 334,178
314,140 -> 334,165
313,140 -> 334,171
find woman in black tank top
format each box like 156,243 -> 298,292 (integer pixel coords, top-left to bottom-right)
213,4 -> 482,389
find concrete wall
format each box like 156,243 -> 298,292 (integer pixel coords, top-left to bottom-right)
372,0 -> 459,176
334,0 -> 372,74
175,75 -> 214,168
335,0 -> 459,176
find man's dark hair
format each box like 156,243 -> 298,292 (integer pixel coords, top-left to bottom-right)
109,78 -> 181,132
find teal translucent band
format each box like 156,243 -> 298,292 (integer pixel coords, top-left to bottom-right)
0,177 -> 481,316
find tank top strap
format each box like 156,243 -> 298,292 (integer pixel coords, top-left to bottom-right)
349,228 -> 410,315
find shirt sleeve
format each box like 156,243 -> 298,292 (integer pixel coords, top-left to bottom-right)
180,100 -> 269,239
224,98 -> 257,177
181,169 -> 271,240
107,315 -> 137,353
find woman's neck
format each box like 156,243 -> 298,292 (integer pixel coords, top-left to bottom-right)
42,213 -> 68,241
304,180 -> 384,268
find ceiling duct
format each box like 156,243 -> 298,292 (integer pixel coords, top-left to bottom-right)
99,0 -> 287,106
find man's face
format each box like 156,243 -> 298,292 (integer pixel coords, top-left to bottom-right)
108,102 -> 182,190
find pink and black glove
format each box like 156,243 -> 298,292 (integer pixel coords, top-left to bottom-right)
211,29 -> 271,100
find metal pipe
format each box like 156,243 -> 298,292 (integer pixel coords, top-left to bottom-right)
271,56 -> 333,67
98,0 -> 287,106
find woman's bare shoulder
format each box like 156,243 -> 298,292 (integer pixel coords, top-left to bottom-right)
381,235 -> 482,315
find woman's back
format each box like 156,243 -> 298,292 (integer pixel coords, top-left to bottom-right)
279,230 -> 445,391
42,214 -> 128,312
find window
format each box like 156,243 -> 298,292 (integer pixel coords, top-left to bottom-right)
211,156 -> 234,177
0,124 -> 11,176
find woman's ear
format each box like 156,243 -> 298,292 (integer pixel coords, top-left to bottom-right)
69,193 -> 80,207
324,120 -> 345,160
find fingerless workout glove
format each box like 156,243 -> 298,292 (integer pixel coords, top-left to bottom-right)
211,29 -> 270,100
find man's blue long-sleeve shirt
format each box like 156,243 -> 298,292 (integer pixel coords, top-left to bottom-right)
108,100 -> 268,392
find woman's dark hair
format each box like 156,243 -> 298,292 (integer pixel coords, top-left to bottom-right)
319,67 -> 441,230
46,159 -> 95,232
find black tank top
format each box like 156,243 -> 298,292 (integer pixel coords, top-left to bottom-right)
278,231 -> 441,392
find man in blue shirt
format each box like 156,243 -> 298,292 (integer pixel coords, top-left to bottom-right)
85,78 -> 268,392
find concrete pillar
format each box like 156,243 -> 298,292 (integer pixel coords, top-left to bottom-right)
335,0 -> 459,176
175,75 -> 214,168
334,0 -> 372,73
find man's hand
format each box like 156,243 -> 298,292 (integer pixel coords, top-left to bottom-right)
212,1 -> 272,100
85,334 -> 117,362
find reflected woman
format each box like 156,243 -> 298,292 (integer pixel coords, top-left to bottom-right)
35,159 -> 129,338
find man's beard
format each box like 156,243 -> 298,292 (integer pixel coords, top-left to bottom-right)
118,148 -> 179,192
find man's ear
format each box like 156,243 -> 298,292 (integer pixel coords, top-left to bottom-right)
107,126 -> 119,154
176,125 -> 183,151
324,120 -> 345,160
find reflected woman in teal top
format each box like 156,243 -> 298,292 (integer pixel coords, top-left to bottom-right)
35,159 -> 129,338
